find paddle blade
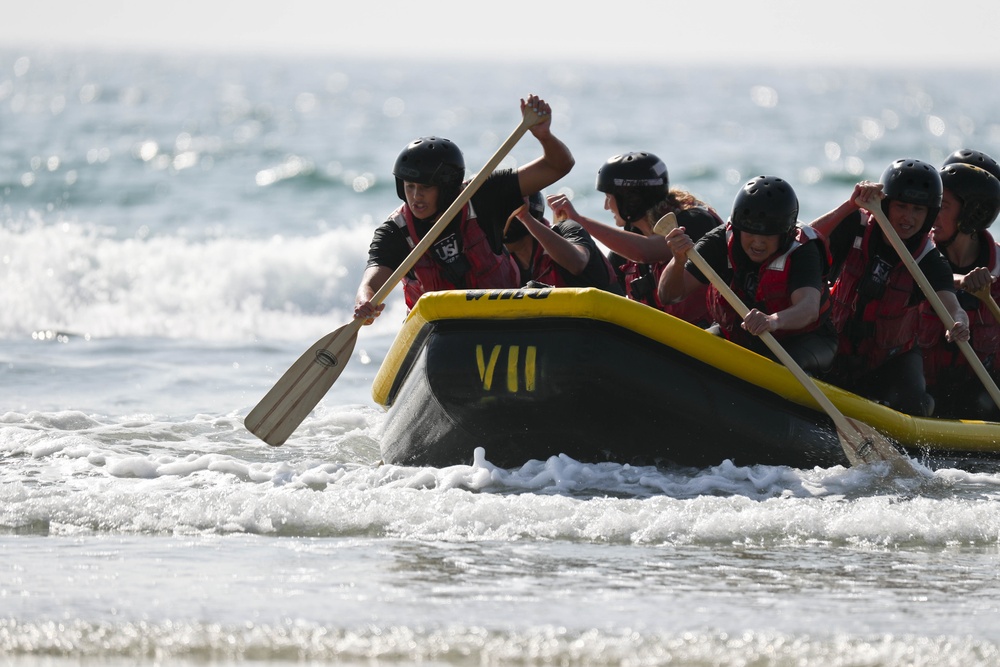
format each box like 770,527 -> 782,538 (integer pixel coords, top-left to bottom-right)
245,323 -> 359,446
839,417 -> 922,477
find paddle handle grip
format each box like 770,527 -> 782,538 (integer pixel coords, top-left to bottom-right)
972,285 -> 1000,325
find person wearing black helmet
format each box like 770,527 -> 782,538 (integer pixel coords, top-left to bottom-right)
658,176 -> 837,374
809,158 -> 970,417
546,151 -> 722,325
918,158 -> 1000,419
942,148 -> 1000,181
501,192 -> 622,293
354,94 -> 575,323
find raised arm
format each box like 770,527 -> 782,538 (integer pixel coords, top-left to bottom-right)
515,95 -> 575,197
510,205 -> 589,275
546,193 -> 672,263
810,181 -> 884,236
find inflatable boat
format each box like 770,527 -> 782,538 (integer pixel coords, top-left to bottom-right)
371,288 -> 1000,471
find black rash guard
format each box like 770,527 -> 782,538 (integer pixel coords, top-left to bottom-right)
366,169 -> 522,271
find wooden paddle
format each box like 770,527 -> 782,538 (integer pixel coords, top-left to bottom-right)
970,283 -> 1000,325
653,213 -> 919,474
245,103 -> 550,446
861,198 -> 1000,412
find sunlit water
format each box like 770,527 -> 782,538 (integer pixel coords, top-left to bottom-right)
3,49 -> 1000,664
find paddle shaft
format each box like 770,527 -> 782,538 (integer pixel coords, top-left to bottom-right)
369,106 -> 548,309
246,104 -> 548,446
654,213 -> 913,470
863,201 -> 1000,411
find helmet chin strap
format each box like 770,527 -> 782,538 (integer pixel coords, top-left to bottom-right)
933,215 -> 980,249
934,229 -> 958,249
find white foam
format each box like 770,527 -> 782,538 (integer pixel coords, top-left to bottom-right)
3,407 -> 1000,549
0,219 -> 407,341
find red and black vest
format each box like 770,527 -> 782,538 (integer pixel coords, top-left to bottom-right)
392,203 -> 520,309
829,213 -> 936,369
708,225 -> 831,342
919,230 -> 1000,383
521,238 -> 618,289
623,205 -> 723,325
621,260 -> 711,326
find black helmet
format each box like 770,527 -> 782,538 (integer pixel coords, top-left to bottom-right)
729,175 -> 799,236
393,136 -> 465,207
595,152 -> 669,224
527,191 -> 546,222
880,159 -> 943,208
939,163 -> 1000,233
942,148 -> 1000,182
879,158 -> 942,233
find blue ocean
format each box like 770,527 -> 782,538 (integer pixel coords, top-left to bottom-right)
3,49 -> 1000,665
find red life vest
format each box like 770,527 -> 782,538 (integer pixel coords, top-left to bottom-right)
522,237 -> 618,289
665,282 -> 711,326
393,203 -> 520,309
829,213 -> 936,368
708,225 -> 831,342
624,204 -> 724,325
621,259 -> 659,305
621,260 -> 712,326
919,230 -> 1000,384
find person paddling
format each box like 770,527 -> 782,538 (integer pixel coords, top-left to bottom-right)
353,94 -> 574,324
546,151 -> 722,326
659,176 -> 838,375
810,158 -> 969,416
918,154 -> 1000,419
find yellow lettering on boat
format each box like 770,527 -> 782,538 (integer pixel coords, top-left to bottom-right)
525,345 -> 536,391
478,344 -> 537,393
507,345 -> 520,392
476,344 -> 501,390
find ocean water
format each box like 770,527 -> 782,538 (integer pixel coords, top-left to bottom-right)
3,48 -> 1000,665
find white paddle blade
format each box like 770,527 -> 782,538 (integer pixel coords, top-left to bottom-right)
245,324 -> 358,446
840,418 -> 922,477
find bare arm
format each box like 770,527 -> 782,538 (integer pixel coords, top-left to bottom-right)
353,265 -> 392,324
937,290 -> 971,343
657,227 -> 703,303
742,287 -> 821,336
546,193 -> 672,263
515,95 -> 575,196
510,206 -> 589,275
810,181 -> 883,236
